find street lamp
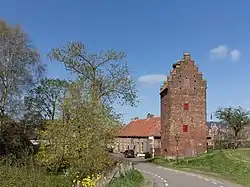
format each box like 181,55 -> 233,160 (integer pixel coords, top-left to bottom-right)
174,133 -> 180,163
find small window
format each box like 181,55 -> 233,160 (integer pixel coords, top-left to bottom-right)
194,80 -> 196,82
193,75 -> 196,77
183,125 -> 188,132
184,103 -> 189,110
185,76 -> 188,79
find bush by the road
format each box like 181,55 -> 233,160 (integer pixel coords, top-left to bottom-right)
0,158 -> 71,187
106,169 -> 144,187
152,149 -> 250,187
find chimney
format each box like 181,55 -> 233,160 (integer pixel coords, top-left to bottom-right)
147,113 -> 154,119
131,117 -> 139,121
183,52 -> 191,60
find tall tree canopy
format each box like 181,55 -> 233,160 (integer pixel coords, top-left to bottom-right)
36,81 -> 118,174
0,20 -> 45,117
48,42 -> 137,107
215,106 -> 250,139
25,78 -> 68,120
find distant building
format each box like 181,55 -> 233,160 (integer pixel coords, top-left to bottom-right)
206,121 -> 228,147
114,113 -> 161,155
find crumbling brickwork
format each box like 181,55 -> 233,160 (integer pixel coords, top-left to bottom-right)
160,53 -> 207,157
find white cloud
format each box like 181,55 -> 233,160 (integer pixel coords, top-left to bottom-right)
210,45 -> 229,59
210,45 -> 241,61
230,49 -> 241,61
138,74 -> 167,84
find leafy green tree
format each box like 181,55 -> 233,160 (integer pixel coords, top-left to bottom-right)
48,42 -> 137,107
215,106 -> 250,139
25,78 -> 68,120
36,82 -> 118,175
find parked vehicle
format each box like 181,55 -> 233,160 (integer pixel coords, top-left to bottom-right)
144,152 -> 152,159
123,149 -> 135,158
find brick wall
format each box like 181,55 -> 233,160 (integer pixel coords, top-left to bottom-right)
160,53 -> 207,157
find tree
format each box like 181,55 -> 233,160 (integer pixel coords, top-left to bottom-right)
0,20 -> 45,116
25,78 -> 68,120
0,20 -> 45,140
215,106 -> 250,139
36,82 -> 118,175
48,42 -> 137,107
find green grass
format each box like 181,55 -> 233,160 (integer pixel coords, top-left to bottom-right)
0,164 -> 72,187
152,149 -> 250,187
106,169 -> 144,187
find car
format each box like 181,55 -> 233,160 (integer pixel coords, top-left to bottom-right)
124,149 -> 135,158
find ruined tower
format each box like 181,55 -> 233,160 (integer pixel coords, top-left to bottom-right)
160,52 -> 207,157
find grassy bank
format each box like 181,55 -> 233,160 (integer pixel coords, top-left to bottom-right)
106,169 -> 144,187
152,148 -> 250,187
0,163 -> 71,187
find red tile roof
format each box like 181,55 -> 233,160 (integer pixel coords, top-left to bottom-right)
118,117 -> 161,137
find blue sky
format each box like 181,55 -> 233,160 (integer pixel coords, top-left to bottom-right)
1,0 -> 250,124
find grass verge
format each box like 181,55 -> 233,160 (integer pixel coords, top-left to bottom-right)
0,163 -> 71,187
151,149 -> 250,187
106,169 -> 144,187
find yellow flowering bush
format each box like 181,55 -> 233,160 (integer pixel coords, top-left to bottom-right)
73,173 -> 102,187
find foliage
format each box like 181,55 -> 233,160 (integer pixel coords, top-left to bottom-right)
73,173 -> 102,187
0,20 -> 45,117
0,19 -> 138,186
48,41 -> 138,107
25,78 -> 68,120
106,169 -> 144,187
215,106 -> 250,139
36,81 -> 119,176
152,149 -> 250,187
1,117 -> 32,158
0,156 -> 72,187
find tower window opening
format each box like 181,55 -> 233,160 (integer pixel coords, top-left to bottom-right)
183,125 -> 188,132
184,103 -> 189,110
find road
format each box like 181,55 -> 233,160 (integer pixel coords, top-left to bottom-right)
134,162 -> 243,187
110,153 -> 243,187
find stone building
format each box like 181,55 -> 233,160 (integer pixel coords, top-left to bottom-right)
114,113 -> 161,155
160,52 -> 207,158
206,121 -> 228,147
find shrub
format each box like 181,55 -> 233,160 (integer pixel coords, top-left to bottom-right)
107,169 -> 144,187
0,157 -> 72,187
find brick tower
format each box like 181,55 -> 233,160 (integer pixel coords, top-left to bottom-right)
160,52 -> 207,158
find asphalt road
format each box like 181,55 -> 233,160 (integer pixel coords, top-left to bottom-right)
134,162 -> 244,187
110,153 -> 243,187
